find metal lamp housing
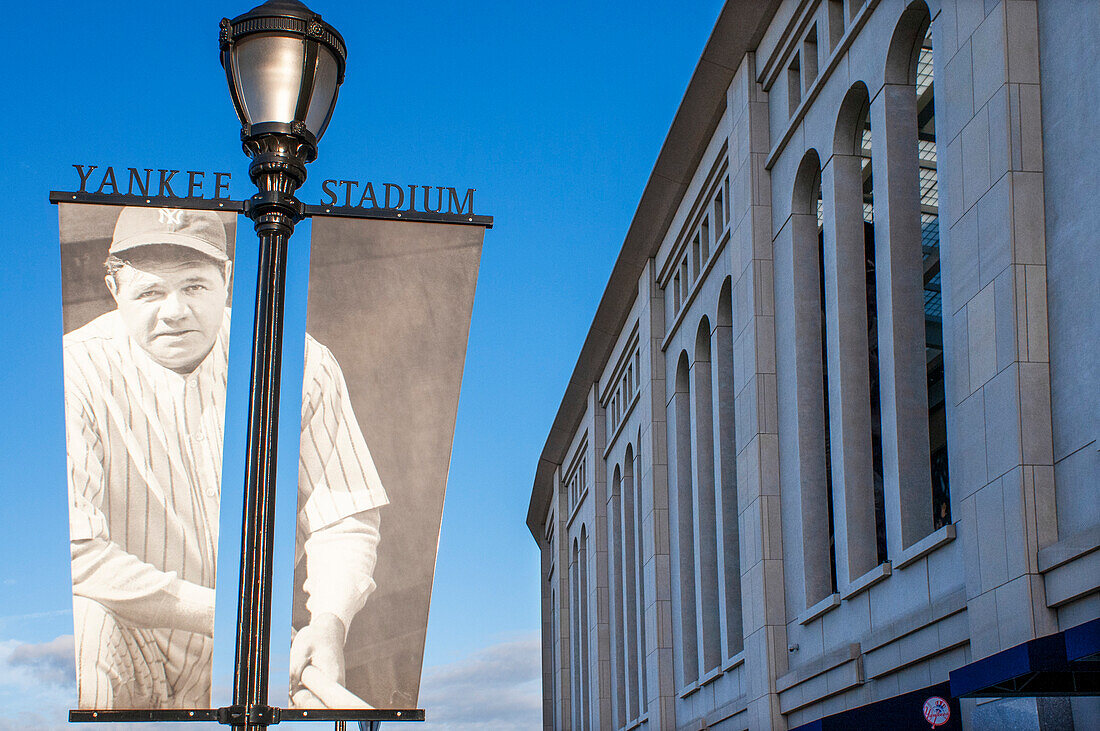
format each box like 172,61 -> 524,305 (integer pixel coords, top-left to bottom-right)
220,0 -> 346,153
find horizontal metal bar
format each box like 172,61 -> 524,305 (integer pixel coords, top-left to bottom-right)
70,709 -> 220,723
280,708 -> 425,722
48,191 -> 493,228
50,191 -> 246,212
70,708 -> 426,723
304,203 -> 493,228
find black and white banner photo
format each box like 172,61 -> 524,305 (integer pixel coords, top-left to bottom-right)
58,203 -> 238,710
289,216 -> 483,710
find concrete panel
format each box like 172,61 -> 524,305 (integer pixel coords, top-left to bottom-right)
986,86 -> 1011,186
970,4 -> 1006,109
952,390 -> 987,497
1016,82 -> 1044,172
992,265 -> 1019,371
1022,264 -> 1048,363
933,0 -> 960,59
947,205 -> 979,311
941,40 -> 974,144
983,364 -> 1022,481
977,173 -> 1012,288
961,108 -> 991,213
950,307 -> 971,401
966,282 -> 997,391
1010,171 -> 1046,266
1018,361 -> 1053,465
1005,0 -> 1041,84
976,479 -> 1009,593
942,135 -> 966,227
956,0 -> 985,42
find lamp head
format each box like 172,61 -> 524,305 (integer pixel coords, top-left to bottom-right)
220,0 -> 346,155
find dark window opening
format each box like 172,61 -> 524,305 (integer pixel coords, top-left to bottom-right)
917,28 -> 950,528
861,109 -> 889,565
817,188 -> 839,594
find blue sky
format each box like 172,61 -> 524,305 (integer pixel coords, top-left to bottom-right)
0,1 -> 721,727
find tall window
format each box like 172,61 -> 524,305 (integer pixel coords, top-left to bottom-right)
578,528 -> 591,729
633,437 -> 648,707
916,25 -> 951,529
692,318 -> 721,674
858,100 -> 890,565
671,352 -> 698,684
783,149 -> 841,606
715,281 -> 743,657
814,167 -> 840,594
608,467 -> 626,725
878,1 -> 947,546
622,446 -> 643,721
550,582 -> 560,729
570,539 -> 582,730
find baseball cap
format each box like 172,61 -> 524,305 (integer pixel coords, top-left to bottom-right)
110,206 -> 229,262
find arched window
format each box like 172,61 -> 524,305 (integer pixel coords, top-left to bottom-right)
579,526 -> 591,730
825,82 -> 889,583
715,279 -> 743,657
608,465 -> 626,726
692,318 -> 722,674
633,433 -> 648,707
550,583 -> 560,730
621,445 -> 642,721
872,0 -> 944,550
570,538 -> 582,731
670,351 -> 698,684
778,149 -> 839,606
914,19 -> 951,530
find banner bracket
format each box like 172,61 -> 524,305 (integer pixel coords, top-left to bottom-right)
216,704 -> 281,725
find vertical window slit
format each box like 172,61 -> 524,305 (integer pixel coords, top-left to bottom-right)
816,173 -> 840,594
860,105 -> 889,565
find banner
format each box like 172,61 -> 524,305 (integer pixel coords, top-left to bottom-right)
58,203 -> 238,709
288,216 -> 483,709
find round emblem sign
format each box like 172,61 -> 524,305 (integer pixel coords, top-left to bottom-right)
922,696 -> 951,728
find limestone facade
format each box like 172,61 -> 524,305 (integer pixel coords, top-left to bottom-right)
526,1 -> 1099,728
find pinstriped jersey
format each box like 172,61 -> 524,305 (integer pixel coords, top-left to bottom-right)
297,336 -> 389,562
64,307 -> 389,631
65,310 -> 227,610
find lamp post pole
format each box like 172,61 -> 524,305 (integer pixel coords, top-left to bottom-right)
232,129 -> 309,731
219,2 -> 345,728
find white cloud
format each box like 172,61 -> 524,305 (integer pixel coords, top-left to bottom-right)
0,634 -> 545,730
0,636 -> 76,731
419,635 -> 542,730
5,635 -> 74,687
0,635 -> 199,731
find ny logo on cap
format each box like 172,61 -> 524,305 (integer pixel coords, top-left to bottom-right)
158,208 -> 183,226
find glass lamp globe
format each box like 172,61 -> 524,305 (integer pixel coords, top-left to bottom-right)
220,0 -> 346,144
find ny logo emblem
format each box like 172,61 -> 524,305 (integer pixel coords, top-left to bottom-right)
158,208 -> 183,225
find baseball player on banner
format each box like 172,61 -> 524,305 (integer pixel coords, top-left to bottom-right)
62,206 -> 387,709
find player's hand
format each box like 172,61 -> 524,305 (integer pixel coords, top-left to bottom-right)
290,613 -> 346,690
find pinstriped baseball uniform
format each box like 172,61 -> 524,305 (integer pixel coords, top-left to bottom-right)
65,307 -> 388,709
296,336 -> 389,635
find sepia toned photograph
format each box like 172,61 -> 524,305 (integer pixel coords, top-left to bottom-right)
59,203 -> 237,709
59,203 -> 483,713
290,216 -> 483,709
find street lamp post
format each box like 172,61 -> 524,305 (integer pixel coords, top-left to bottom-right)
219,2 -> 345,728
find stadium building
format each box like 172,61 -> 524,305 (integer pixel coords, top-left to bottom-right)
525,0 -> 1099,728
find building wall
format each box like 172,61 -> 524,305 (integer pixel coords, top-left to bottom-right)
529,1 -> 1099,729
1031,1 -> 1100,725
